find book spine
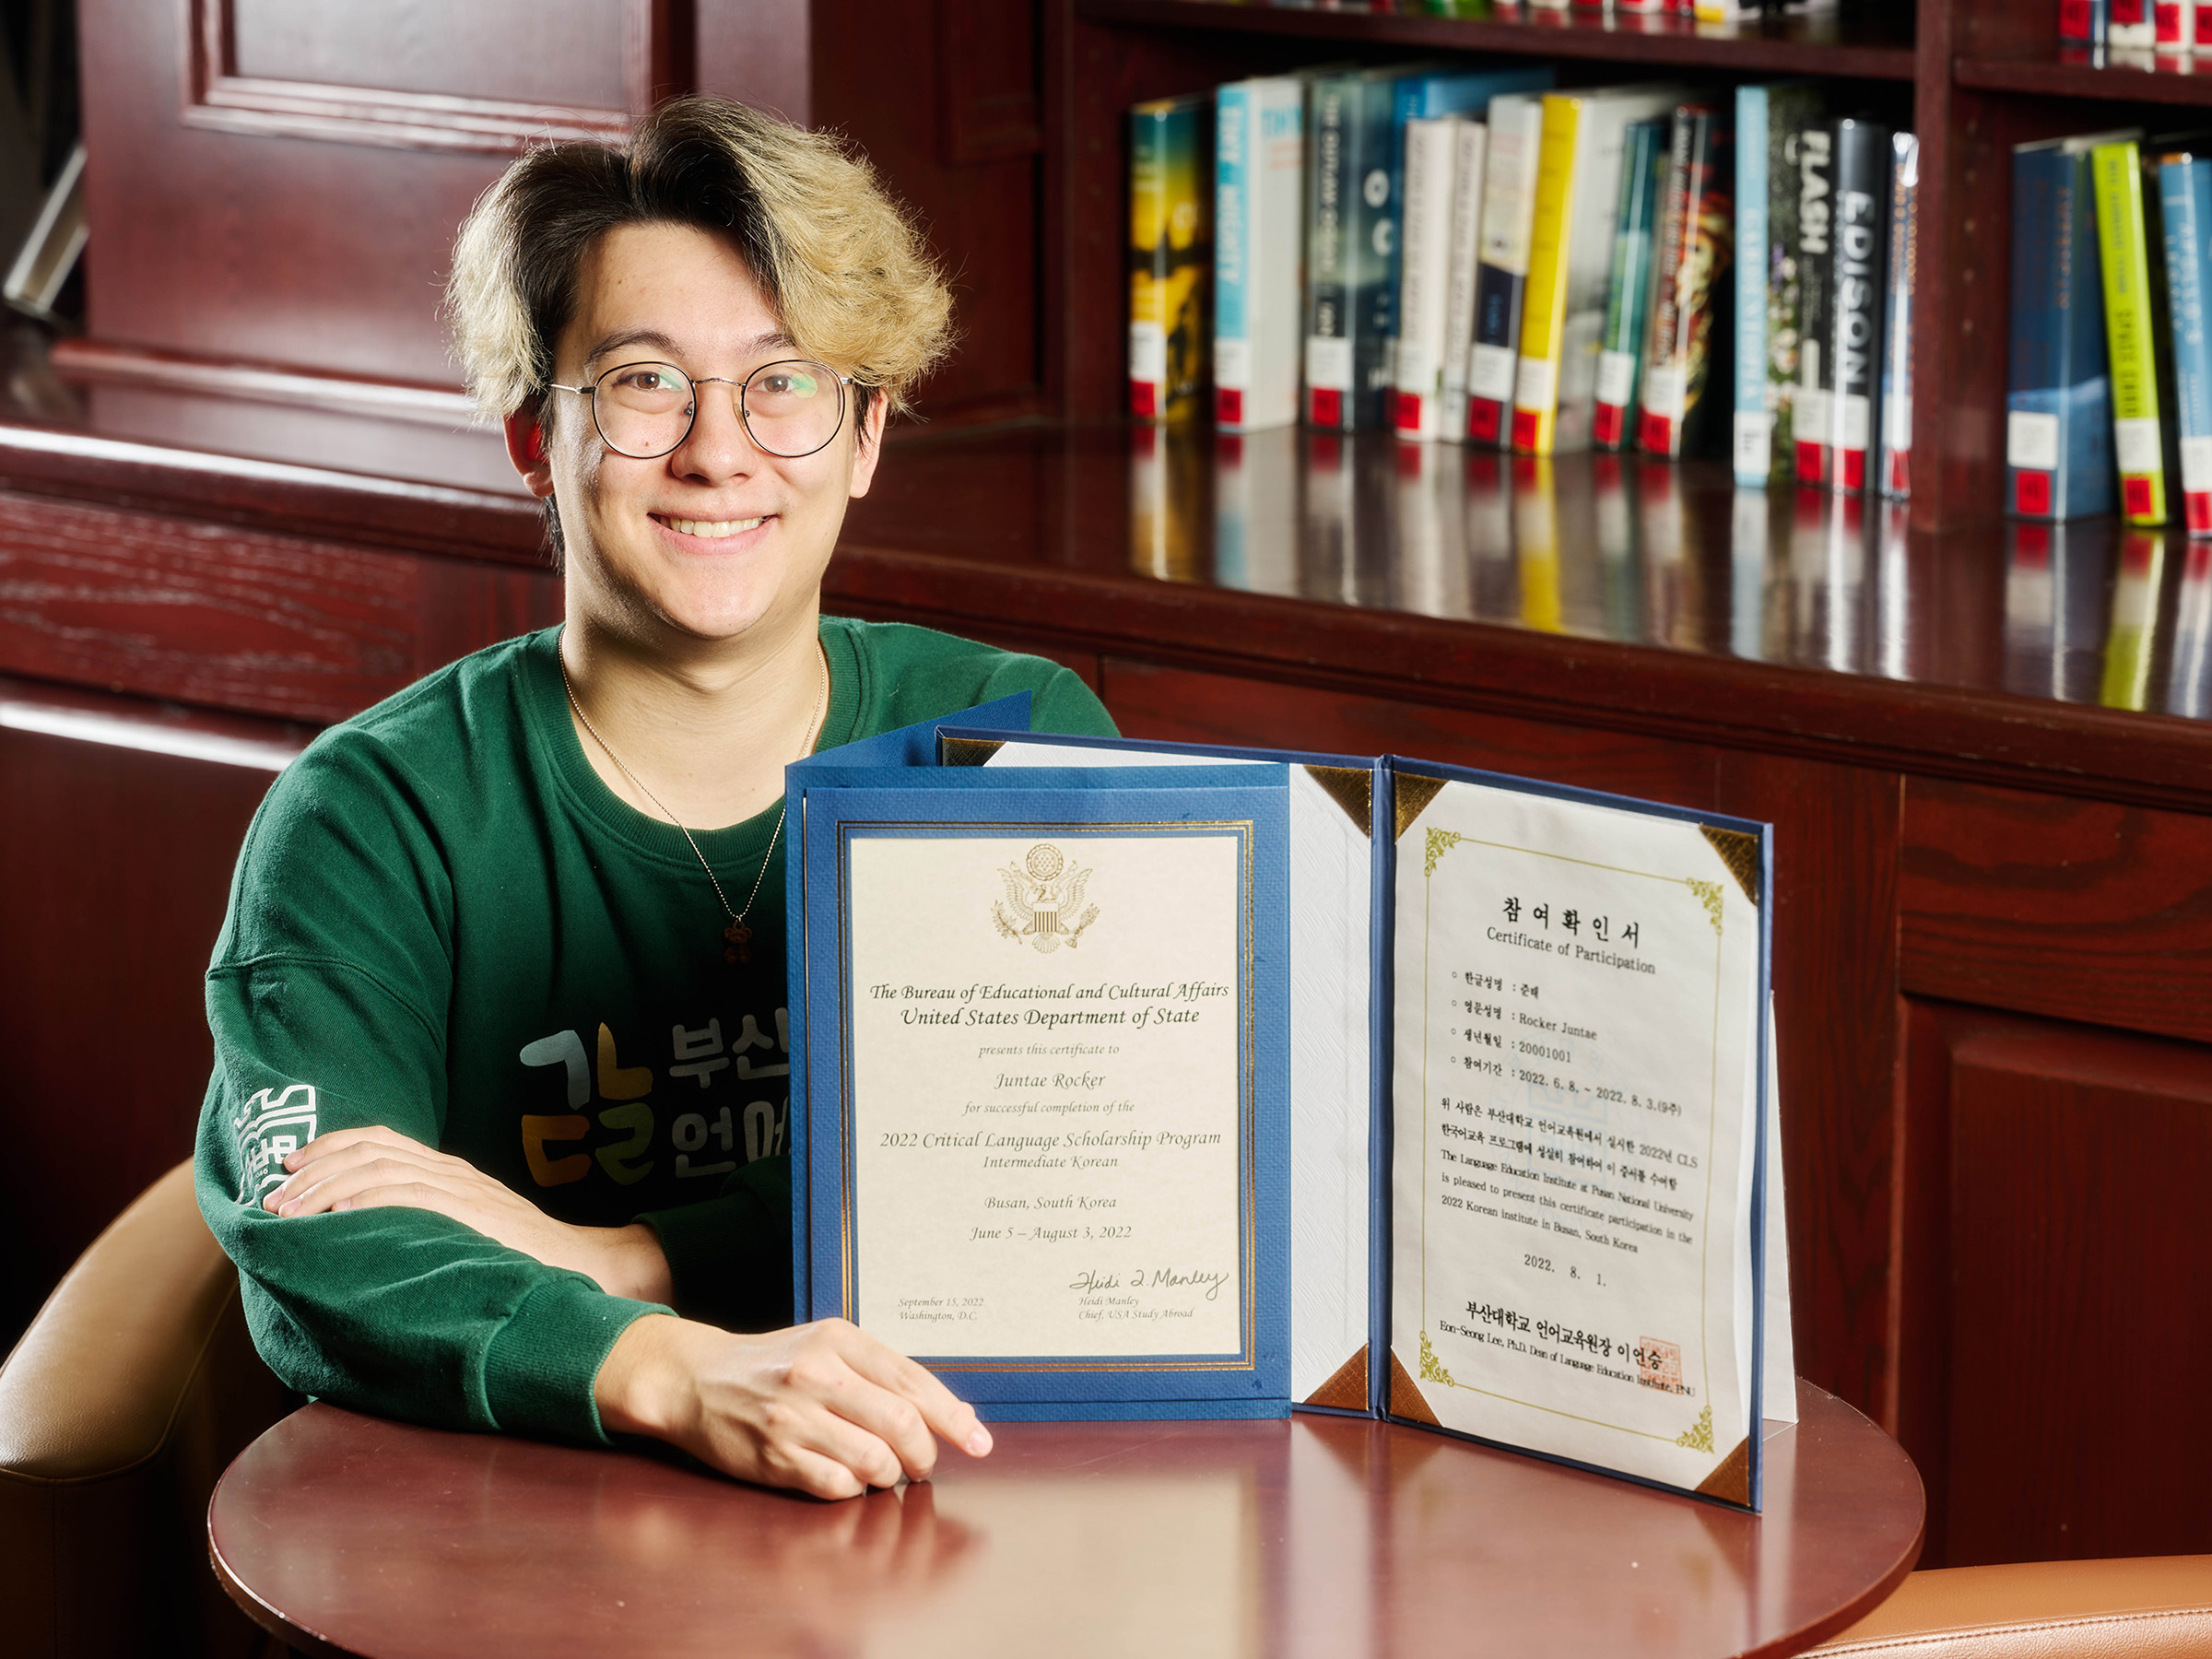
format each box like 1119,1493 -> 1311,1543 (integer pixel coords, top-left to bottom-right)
1130,104 -> 1171,421
1351,79 -> 1401,430
1129,99 -> 1208,423
1466,95 -> 1546,445
1828,117 -> 1890,494
1764,90 -> 1821,485
2112,0 -> 2154,46
1439,120 -> 1490,443
1640,104 -> 1735,459
1733,84 -> 1772,484
2006,145 -> 2114,522
2157,0 -> 2195,45
1879,133 -> 1919,499
2159,154 -> 2212,535
1305,77 -> 1356,431
1214,86 -> 1253,431
1218,80 -> 1302,433
2059,0 -> 2109,44
1394,117 -> 1461,441
1512,93 -> 1582,455
1593,119 -> 1665,451
1793,123 -> 1836,485
2093,137 -> 2171,524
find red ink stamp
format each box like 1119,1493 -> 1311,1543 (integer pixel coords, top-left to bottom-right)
1637,1337 -> 1684,1394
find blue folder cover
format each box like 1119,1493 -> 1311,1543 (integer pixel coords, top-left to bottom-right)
787,753 -> 1293,1418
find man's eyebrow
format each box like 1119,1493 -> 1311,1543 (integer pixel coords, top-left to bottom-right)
582,328 -> 684,369
582,327 -> 798,370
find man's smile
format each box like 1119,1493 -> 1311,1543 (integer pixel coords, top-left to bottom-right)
651,512 -> 769,540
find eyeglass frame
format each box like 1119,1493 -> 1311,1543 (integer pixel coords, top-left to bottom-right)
546,357 -> 858,461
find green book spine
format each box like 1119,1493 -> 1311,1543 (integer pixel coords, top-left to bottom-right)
1591,120 -> 1666,451
2093,137 -> 2171,524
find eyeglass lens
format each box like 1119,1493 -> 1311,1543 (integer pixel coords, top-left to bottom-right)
592,360 -> 844,459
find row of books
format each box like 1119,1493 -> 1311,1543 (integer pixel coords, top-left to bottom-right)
1206,2 -> 1836,19
2062,0 -> 2212,52
2006,129 -> 2212,534
1130,71 -> 1918,498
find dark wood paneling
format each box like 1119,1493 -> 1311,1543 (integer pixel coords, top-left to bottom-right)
1094,658 -> 1722,806
224,0 -> 629,108
1713,757 -> 1905,1430
1900,778 -> 2212,1045
77,0 -> 514,382
812,0 -> 1045,419
0,489 -> 560,724
0,717 -> 292,1347
1929,1007 -> 2212,1565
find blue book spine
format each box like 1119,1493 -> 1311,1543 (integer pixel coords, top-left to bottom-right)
2159,153 -> 2212,536
2006,144 -> 2115,522
1217,83 -> 1253,431
1734,84 -> 1771,485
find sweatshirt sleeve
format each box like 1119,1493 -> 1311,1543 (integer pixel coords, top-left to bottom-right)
194,735 -> 668,1444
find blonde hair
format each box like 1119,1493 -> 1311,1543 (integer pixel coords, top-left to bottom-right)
446,97 -> 954,426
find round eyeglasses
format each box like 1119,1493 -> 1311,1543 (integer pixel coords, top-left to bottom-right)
547,359 -> 853,461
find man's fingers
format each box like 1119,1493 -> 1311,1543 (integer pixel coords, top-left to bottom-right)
830,1325 -> 992,1460
785,1343 -> 941,1481
267,1140 -> 483,1212
275,1159 -> 485,1219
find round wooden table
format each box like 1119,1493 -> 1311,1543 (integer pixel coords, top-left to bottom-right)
210,1379 -> 1922,1659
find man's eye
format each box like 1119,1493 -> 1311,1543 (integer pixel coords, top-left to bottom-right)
614,369 -> 677,393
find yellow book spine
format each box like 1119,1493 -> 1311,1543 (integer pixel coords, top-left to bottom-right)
2092,138 -> 2169,526
1512,94 -> 1583,455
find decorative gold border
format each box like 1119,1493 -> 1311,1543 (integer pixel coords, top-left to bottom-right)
1407,814 -> 1745,1468
834,818 -> 1262,1373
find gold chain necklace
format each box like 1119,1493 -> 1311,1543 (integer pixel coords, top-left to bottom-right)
560,646 -> 828,966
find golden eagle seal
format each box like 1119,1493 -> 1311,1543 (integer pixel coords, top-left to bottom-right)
993,842 -> 1098,952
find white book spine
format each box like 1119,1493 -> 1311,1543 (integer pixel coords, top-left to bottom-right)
1394,118 -> 1462,441
1217,76 -> 1305,433
1466,96 -> 1547,429
1440,121 -> 1489,445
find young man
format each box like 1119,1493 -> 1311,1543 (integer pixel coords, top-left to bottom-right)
194,99 -> 1116,1500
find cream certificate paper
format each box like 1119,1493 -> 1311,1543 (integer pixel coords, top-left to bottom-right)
1389,778 -> 1763,1496
845,829 -> 1252,1362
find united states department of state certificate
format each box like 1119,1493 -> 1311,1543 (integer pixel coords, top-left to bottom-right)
1388,775 -> 1765,1497
841,825 -> 1256,1367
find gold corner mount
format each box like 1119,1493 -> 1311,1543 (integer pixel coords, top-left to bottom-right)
1699,826 -> 1761,908
1303,765 -> 1374,837
1394,773 -> 1447,839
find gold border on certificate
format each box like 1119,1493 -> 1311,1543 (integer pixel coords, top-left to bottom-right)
1414,830 -> 1730,1453
832,816 -> 1262,1373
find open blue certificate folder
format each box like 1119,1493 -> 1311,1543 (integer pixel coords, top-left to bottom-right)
787,697 -> 1798,1510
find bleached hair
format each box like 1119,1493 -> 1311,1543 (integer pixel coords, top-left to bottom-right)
446,96 -> 954,426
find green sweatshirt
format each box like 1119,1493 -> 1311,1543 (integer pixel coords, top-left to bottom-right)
194,618 -> 1114,1445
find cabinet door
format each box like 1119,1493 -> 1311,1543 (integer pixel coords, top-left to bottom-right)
1899,1001 -> 2212,1567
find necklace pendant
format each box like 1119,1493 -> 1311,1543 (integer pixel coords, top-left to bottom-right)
724,917 -> 753,966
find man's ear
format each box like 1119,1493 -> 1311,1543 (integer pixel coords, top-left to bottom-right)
503,407 -> 557,500
847,394 -> 890,500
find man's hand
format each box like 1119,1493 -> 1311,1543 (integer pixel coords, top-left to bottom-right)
263,1125 -> 673,1303
594,1314 -> 994,1500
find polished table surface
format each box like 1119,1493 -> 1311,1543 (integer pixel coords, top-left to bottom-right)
210,1379 -> 1922,1659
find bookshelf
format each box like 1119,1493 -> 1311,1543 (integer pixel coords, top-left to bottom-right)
1043,0 -> 2212,535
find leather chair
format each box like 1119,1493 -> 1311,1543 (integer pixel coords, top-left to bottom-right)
1,1160 -> 298,1659
1812,1556 -> 2212,1657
